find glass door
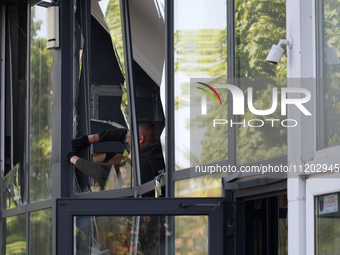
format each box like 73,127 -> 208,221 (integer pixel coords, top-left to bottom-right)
224,178 -> 288,255
237,194 -> 287,255
306,176 -> 340,255
57,198 -> 224,255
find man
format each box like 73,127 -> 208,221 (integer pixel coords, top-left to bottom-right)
66,119 -> 165,188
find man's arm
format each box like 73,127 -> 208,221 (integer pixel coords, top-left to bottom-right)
75,158 -> 111,180
98,128 -> 127,142
71,128 -> 128,151
65,152 -> 111,180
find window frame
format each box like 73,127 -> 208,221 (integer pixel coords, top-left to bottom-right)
57,197 -> 225,255
305,174 -> 340,255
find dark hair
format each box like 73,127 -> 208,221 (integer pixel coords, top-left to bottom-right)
138,119 -> 156,143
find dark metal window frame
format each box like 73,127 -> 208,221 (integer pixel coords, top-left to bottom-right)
224,177 -> 287,255
57,197 -> 225,255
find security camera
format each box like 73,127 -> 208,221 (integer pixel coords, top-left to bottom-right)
266,37 -> 293,64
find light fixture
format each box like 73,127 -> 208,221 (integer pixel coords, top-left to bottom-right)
266,36 -> 293,64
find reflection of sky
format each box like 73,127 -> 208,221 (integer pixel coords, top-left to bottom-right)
99,0 -> 110,15
174,0 -> 227,169
33,6 -> 47,39
175,0 -> 226,30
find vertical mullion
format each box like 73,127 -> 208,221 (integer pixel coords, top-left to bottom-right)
59,0 -> 74,198
26,2 -> 31,254
165,0 -> 174,198
54,0 -> 75,254
227,0 -> 237,166
316,0 -> 325,149
0,5 -> 6,178
0,6 -> 6,253
120,0 -> 142,191
165,1 -> 175,254
80,0 -> 91,136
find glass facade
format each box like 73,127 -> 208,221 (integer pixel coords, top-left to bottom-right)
29,4 -> 53,202
235,0 -> 287,165
1,164 -> 26,209
30,209 -> 53,255
1,0 -> 339,254
72,0 -> 136,194
316,0 -> 340,149
174,0 -> 228,170
73,215 -> 208,254
316,193 -> 340,254
175,174 -> 222,197
6,214 -> 26,255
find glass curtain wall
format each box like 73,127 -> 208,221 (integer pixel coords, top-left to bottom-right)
316,0 -> 340,149
29,2 -> 53,202
1,1 -> 28,209
1,2 -> 54,254
173,0 -> 228,197
235,0 -> 287,165
72,0 -> 133,194
316,193 -> 340,255
173,0 -> 287,197
72,0 -> 166,196
73,215 -> 208,255
6,214 -> 26,255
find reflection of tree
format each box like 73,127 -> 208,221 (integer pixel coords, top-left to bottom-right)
175,216 -> 208,254
76,216 -> 165,255
175,0 -> 287,166
6,215 -> 26,255
105,0 -> 129,123
235,0 -> 286,78
105,0 -> 125,75
237,81 -> 287,164
30,209 -> 52,254
29,7 -> 53,200
175,28 -> 228,167
322,0 -> 340,147
235,0 -> 287,164
317,216 -> 340,254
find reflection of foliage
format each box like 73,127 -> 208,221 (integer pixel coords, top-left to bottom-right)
324,80 -> 340,147
76,216 -> 165,255
30,209 -> 53,254
175,29 -> 227,78
235,0 -> 287,78
321,0 -> 340,147
316,216 -> 340,254
29,7 -> 53,201
105,0 -> 129,123
105,0 -> 125,76
237,81 -> 287,164
6,215 -> 26,255
196,89 -> 228,164
175,175 -> 222,197
235,0 -> 287,164
175,29 -> 227,111
175,216 -> 208,254
175,0 -> 287,167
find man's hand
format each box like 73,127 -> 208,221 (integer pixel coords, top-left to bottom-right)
65,151 -> 77,163
71,136 -> 90,151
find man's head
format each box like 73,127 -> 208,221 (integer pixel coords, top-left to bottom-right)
125,119 -> 156,149
138,119 -> 156,148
